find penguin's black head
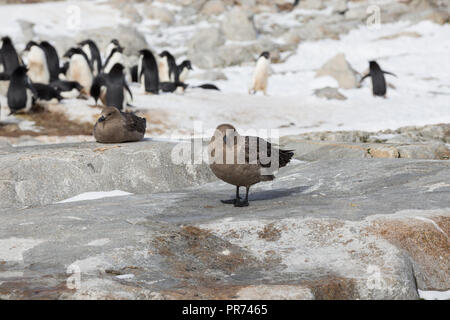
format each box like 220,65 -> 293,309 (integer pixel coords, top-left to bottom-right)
139,49 -> 151,58
109,63 -> 125,75
24,41 -> 39,52
111,39 -> 120,46
1,36 -> 12,45
369,61 -> 380,70
63,47 -> 83,58
260,51 -> 270,59
181,60 -> 193,70
11,66 -> 28,78
159,50 -> 172,58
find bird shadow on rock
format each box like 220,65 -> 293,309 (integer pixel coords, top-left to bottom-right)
249,185 -> 311,201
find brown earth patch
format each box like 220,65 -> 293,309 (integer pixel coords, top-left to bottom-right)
258,223 -> 282,242
303,276 -> 358,300
0,109 -> 93,137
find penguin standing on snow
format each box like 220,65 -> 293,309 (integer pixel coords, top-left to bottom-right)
104,39 -> 123,62
104,63 -> 133,110
79,39 -> 102,76
158,50 -> 177,82
103,47 -> 124,74
39,41 -> 63,82
360,61 -> 397,97
64,47 -> 93,94
0,36 -> 21,76
177,60 -> 193,83
7,66 -> 37,114
138,49 -> 159,94
249,52 -> 271,95
23,41 -> 50,84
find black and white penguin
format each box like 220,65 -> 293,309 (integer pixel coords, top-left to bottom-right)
249,51 -> 270,95
177,60 -> 193,83
23,41 -> 50,84
360,61 -> 397,97
104,63 -> 132,110
32,83 -> 63,103
90,73 -> 107,105
105,39 -> 123,62
194,83 -> 220,91
0,36 -> 21,76
50,80 -> 83,99
103,47 -> 124,74
138,49 -> 159,94
159,81 -> 188,93
39,41 -> 61,82
158,50 -> 177,82
7,66 -> 37,114
78,39 -> 102,76
64,47 -> 93,94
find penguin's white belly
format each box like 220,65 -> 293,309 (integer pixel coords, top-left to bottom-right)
68,55 -> 93,93
27,47 -> 50,84
60,88 -> 80,99
104,52 -> 124,74
179,68 -> 189,82
24,89 -> 34,112
251,58 -> 269,92
158,57 -> 169,82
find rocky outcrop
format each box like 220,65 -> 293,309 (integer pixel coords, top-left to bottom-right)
315,53 -> 360,89
221,7 -> 257,41
0,141 -> 215,209
0,158 -> 448,299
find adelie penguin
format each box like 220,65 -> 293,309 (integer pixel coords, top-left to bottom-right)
105,63 -> 133,110
177,60 -> 193,83
78,39 -> 102,76
39,41 -> 61,82
158,50 -> 177,82
64,47 -> 93,95
7,66 -> 37,115
159,81 -> 188,93
103,46 -> 124,74
360,61 -> 397,97
208,124 -> 294,207
138,49 -> 159,94
94,106 -> 146,143
0,36 -> 21,76
104,39 -> 123,62
50,80 -> 83,99
23,41 -> 50,84
32,83 -> 63,104
249,51 -> 271,95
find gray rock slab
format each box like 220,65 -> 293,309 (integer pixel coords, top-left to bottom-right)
0,159 -> 449,299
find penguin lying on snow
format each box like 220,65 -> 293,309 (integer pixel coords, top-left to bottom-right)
50,80 -> 83,99
91,63 -> 132,110
94,106 -> 146,143
0,36 -> 21,76
360,61 -> 397,97
32,83 -> 63,103
64,47 -> 93,94
249,51 -> 271,95
23,41 -> 50,84
79,39 -> 102,76
159,81 -> 188,93
208,124 -> 294,207
138,49 -> 159,94
7,66 -> 37,114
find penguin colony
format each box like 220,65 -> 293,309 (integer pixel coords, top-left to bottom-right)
0,33 -> 396,207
